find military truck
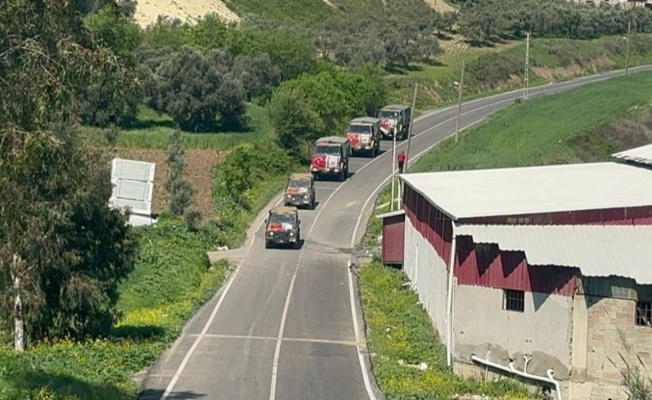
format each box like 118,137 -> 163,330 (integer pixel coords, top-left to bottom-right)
377,104 -> 412,140
264,206 -> 301,249
310,136 -> 351,182
284,173 -> 316,210
345,117 -> 382,158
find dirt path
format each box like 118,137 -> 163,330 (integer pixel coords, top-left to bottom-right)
134,0 -> 240,28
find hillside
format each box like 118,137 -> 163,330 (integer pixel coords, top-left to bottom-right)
411,70 -> 652,173
132,0 -> 455,27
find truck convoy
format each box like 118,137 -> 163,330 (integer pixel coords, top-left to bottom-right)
310,136 -> 351,182
266,103 -> 412,250
377,104 -> 412,141
345,117 -> 382,157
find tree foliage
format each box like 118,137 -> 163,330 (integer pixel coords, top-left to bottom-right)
0,0 -> 138,344
458,0 -> 652,44
166,130 -> 195,216
146,46 -> 248,132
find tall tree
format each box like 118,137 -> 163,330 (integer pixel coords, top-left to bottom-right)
0,0 -> 138,349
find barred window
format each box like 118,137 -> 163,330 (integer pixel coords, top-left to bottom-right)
503,289 -> 525,312
636,301 -> 652,327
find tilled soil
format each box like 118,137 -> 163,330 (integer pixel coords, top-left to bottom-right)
105,147 -> 227,219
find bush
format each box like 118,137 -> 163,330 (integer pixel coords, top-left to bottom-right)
212,140 -> 294,248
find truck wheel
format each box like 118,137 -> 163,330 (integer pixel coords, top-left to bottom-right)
265,241 -> 272,249
311,199 -> 316,210
293,239 -> 301,250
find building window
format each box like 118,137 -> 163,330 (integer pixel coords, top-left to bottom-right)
503,289 -> 525,312
636,301 -> 652,327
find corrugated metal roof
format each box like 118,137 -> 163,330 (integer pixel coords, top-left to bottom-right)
455,224 -> 652,284
109,158 -> 156,227
400,162 -> 652,220
612,144 -> 652,166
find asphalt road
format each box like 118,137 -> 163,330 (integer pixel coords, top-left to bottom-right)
139,65 -> 652,400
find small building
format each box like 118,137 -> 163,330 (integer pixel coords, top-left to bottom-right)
378,157 -> 652,400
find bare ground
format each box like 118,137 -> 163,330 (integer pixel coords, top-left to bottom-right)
133,0 -> 240,28
105,147 -> 227,219
423,0 -> 455,13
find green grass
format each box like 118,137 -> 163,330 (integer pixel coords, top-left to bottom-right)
80,103 -> 270,150
223,0 -> 336,25
359,262 -> 533,399
411,70 -> 652,173
389,33 -> 652,112
0,217 -> 230,400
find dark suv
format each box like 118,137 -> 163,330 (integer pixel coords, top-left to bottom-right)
264,206 -> 301,249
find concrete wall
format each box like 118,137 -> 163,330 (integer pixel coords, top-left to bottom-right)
453,285 -> 573,378
568,277 -> 652,400
404,216 -> 449,342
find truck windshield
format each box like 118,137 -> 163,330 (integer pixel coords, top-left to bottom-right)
348,125 -> 371,134
379,110 -> 399,119
313,145 -> 341,156
269,213 -> 295,224
288,179 -> 310,188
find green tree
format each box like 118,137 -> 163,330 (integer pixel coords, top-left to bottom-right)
268,89 -> 324,161
166,130 -> 195,216
147,46 -> 248,132
0,0 -> 138,348
81,4 -> 142,127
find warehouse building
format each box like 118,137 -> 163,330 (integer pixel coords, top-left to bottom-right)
378,155 -> 652,400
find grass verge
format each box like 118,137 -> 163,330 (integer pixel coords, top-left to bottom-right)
411,70 -> 652,172
0,217 -> 229,400
359,262 -> 532,399
390,33 -> 652,112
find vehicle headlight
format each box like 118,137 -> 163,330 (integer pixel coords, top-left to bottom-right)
289,232 -> 294,236
303,195 -> 309,199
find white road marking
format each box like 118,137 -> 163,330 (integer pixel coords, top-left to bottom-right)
268,176 -> 357,400
187,333 -> 361,346
158,194 -> 285,400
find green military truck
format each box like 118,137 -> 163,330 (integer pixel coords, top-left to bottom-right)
264,206 -> 301,249
310,136 -> 351,182
377,104 -> 412,140
345,117 -> 382,158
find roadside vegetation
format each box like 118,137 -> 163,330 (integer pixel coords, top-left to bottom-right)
3,0 -> 652,398
359,69 -> 652,400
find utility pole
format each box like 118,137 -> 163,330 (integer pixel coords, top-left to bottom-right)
399,84 -> 418,209
524,32 -> 530,100
454,59 -> 465,144
390,133 -> 397,211
625,19 -> 631,76
404,84 -> 418,172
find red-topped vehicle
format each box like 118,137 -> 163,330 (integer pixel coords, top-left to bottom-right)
310,136 -> 351,182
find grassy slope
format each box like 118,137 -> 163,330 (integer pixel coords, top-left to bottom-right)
390,34 -> 652,112
358,70 -> 652,400
412,70 -> 652,172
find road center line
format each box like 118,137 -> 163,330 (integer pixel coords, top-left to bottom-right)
268,177 -> 357,400
158,194 -> 285,400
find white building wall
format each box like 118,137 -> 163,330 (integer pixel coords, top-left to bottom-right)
403,217 -> 449,342
454,285 -> 574,377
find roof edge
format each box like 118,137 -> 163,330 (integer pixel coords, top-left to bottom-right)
376,209 -> 405,219
399,175 -> 458,220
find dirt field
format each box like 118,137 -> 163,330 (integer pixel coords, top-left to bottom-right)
106,147 -> 226,219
